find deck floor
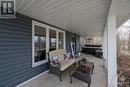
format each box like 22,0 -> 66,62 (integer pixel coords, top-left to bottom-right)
20,54 -> 107,87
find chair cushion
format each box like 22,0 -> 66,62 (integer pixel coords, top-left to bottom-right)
51,56 -> 59,63
58,55 -> 65,61
64,53 -> 71,60
59,59 -> 75,71
49,49 -> 65,61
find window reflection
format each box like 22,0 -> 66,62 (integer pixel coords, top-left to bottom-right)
49,29 -> 56,51
71,34 -> 76,54
58,32 -> 64,49
34,25 -> 46,62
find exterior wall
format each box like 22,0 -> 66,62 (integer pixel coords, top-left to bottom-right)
0,14 -> 48,87
0,13 -> 80,87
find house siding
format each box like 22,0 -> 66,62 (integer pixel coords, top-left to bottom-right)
0,14 -> 48,87
66,31 -> 72,53
0,13 -> 80,87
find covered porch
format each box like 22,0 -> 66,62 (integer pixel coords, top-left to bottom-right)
19,54 -> 107,87
0,0 -> 130,87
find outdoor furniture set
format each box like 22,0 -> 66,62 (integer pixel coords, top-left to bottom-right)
48,49 -> 94,87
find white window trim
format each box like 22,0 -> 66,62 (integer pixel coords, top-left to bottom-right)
32,20 -> 66,67
57,30 -> 66,50
32,20 -> 48,67
48,26 -> 66,51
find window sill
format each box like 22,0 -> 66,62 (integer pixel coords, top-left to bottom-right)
32,59 -> 48,67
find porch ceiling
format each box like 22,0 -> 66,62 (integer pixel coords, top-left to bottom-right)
16,0 -> 110,36
116,0 -> 130,28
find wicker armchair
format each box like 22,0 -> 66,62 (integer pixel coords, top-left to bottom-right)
48,49 -> 75,81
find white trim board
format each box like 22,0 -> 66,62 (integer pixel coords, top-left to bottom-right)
16,70 -> 49,87
32,20 -> 48,67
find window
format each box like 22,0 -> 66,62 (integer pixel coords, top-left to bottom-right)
58,32 -> 64,49
32,21 -> 47,67
49,29 -> 56,51
34,25 -> 46,62
1,1 -> 14,14
71,34 -> 76,54
32,20 -> 66,67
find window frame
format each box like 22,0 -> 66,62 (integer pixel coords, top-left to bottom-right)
32,20 -> 48,67
49,29 -> 57,51
58,31 -> 65,49
48,28 -> 66,50
32,20 -> 66,67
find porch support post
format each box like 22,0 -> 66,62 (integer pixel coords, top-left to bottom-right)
107,0 -> 117,86
107,15 -> 117,87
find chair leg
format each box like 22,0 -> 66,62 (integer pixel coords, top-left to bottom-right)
70,73 -> 72,83
91,65 -> 94,74
70,78 -> 72,83
88,78 -> 91,87
60,72 -> 62,81
88,83 -> 91,87
69,68 -> 72,83
70,76 -> 72,83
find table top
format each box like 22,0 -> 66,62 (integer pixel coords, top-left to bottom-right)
73,61 -> 94,75
75,57 -> 84,63
75,53 -> 85,63
76,66 -> 91,74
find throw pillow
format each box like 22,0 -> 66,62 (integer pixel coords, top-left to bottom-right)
52,56 -> 59,64
64,53 -> 71,60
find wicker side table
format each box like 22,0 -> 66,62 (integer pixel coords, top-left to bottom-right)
70,59 -> 94,87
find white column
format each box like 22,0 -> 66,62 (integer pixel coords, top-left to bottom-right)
107,15 -> 117,87
105,0 -> 118,86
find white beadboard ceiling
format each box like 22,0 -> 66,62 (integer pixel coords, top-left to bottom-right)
16,0 -> 110,36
